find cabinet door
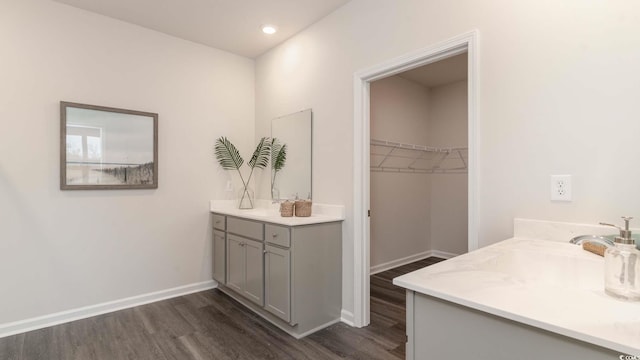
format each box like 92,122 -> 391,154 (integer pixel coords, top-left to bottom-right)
212,230 -> 226,284
226,235 -> 245,294
264,244 -> 291,323
243,238 -> 265,306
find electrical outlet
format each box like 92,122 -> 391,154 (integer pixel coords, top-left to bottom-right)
550,175 -> 572,201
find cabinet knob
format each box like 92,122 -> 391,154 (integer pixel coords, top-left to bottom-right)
263,250 -> 268,254
272,234 -> 278,238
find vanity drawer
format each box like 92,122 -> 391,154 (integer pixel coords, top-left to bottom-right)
265,224 -> 290,248
212,214 -> 226,231
228,217 -> 264,240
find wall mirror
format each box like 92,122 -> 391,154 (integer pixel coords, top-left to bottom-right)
60,101 -> 158,190
271,109 -> 312,200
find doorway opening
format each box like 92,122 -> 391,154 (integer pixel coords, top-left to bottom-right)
352,31 -> 478,327
370,51 -> 468,275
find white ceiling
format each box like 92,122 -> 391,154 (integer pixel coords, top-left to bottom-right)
53,0 -> 351,58
399,53 -> 468,88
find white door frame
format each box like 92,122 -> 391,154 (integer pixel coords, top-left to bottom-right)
352,30 -> 479,327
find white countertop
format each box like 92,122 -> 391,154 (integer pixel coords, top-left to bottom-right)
393,237 -> 640,355
209,200 -> 345,226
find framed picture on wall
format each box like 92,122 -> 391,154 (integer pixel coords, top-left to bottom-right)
60,101 -> 158,190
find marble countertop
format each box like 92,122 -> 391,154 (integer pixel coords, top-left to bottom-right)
209,200 -> 345,226
393,237 -> 640,355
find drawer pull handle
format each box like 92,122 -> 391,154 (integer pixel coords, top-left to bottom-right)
272,234 -> 278,238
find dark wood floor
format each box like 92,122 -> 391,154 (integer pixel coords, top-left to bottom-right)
0,258 -> 444,360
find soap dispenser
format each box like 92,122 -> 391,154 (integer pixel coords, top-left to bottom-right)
600,217 -> 640,301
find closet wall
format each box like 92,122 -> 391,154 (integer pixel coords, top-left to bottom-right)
370,76 -> 432,271
370,74 -> 468,271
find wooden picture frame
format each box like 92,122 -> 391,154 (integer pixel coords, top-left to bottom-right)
60,101 -> 158,190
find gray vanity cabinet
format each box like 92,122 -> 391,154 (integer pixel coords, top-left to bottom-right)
264,244 -> 291,322
243,237 -> 265,305
225,234 -> 244,294
405,291 -> 618,359
212,230 -> 226,284
226,234 -> 264,306
211,212 -> 342,339
212,214 -> 226,284
212,214 -> 226,231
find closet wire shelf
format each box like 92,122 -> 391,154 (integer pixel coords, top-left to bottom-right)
370,139 -> 468,174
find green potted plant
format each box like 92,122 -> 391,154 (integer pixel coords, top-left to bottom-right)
214,136 -> 271,209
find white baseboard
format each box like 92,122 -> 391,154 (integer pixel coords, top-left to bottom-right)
340,309 -> 355,326
370,249 -> 459,275
370,251 -> 431,275
0,280 -> 217,339
430,250 -> 458,260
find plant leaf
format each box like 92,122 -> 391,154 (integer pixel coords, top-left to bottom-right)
271,138 -> 279,159
272,141 -> 287,172
271,138 -> 281,168
214,137 -> 244,170
248,137 -> 271,170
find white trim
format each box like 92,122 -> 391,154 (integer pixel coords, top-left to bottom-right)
340,309 -> 355,326
353,30 -> 479,328
430,250 -> 459,260
370,250 -> 459,275
370,251 -> 432,275
352,59 -> 371,329
0,280 -> 217,339
466,31 -> 480,253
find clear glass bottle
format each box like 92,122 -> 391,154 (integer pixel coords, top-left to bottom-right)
604,243 -> 640,301
602,217 -> 640,301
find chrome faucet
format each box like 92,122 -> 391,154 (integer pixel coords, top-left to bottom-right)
600,217 -> 635,245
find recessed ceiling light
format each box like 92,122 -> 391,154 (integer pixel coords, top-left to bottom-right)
262,25 -> 277,35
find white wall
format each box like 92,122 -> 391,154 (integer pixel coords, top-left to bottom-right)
255,0 -> 640,318
370,76 -> 431,268
0,0 -> 254,325
428,80 -> 468,255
